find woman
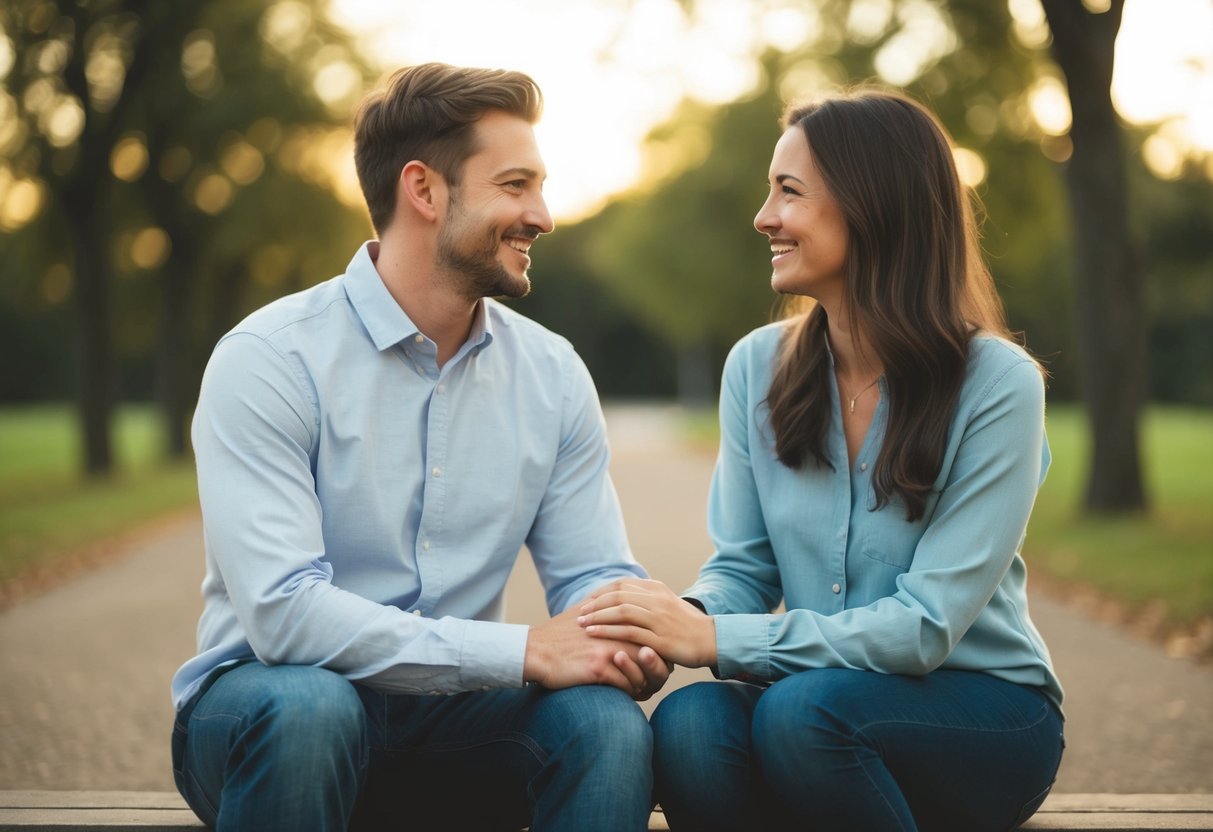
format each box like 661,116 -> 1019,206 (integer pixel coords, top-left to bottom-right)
578,89 -> 1064,831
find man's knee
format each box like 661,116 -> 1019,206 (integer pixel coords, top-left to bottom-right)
653,681 -> 753,744
221,663 -> 367,761
540,685 -> 652,760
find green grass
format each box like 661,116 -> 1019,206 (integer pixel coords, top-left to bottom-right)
0,404 -> 198,585
681,404 -> 1213,627
1025,406 -> 1213,625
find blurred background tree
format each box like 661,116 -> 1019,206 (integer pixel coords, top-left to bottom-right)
2,0 -> 1210,519
517,0 -> 1211,517
0,0 -> 372,471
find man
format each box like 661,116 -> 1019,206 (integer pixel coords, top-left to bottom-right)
170,63 -> 666,832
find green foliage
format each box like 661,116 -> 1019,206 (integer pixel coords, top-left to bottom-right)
0,0 -> 375,466
559,3 -> 1073,398
1025,406 -> 1213,623
1130,154 -> 1213,405
589,87 -> 785,352
0,405 -> 198,584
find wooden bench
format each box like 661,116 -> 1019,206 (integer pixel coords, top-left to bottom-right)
2,790 -> 1211,829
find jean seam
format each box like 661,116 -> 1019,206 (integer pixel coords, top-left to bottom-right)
849,697 -> 1052,739
852,747 -> 914,832
412,730 -> 548,764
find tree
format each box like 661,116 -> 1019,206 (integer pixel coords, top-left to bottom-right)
2,0 -> 167,473
1040,0 -> 1147,512
0,0 -> 371,468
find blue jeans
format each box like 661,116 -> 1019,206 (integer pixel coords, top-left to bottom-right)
651,669 -> 1064,832
172,662 -> 653,832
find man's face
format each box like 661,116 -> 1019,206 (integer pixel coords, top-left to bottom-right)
435,110 -> 554,300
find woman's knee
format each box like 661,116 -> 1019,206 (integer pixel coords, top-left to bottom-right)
750,670 -> 866,768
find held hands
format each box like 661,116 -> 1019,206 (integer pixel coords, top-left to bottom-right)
523,604 -> 671,701
577,579 -> 717,670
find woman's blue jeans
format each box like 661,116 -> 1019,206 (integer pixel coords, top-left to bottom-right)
651,669 -> 1064,832
171,662 -> 653,832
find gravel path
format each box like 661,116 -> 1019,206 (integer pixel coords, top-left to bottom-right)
1,404 -> 1209,792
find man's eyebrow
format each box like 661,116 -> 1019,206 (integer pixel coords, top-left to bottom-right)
494,166 -> 544,181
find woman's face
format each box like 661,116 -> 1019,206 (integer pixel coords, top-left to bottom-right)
754,127 -> 849,303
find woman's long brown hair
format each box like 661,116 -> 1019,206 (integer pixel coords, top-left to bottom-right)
765,89 -> 1016,522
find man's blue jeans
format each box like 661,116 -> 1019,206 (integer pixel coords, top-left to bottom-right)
651,669 -> 1064,832
171,662 -> 653,832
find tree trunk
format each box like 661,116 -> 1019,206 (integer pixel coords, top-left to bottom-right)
68,205 -> 115,476
1041,0 -> 1147,513
156,239 -> 194,458
58,4 -> 115,476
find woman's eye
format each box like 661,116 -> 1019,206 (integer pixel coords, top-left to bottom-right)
782,185 -> 800,196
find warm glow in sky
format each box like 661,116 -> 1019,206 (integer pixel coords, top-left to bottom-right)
328,0 -> 1213,219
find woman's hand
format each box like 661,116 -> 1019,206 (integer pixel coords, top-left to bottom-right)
578,579 -> 717,669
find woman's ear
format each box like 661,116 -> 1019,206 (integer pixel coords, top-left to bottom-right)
398,160 -> 444,223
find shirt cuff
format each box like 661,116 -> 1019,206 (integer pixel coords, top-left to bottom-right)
713,613 -> 771,682
457,620 -> 530,691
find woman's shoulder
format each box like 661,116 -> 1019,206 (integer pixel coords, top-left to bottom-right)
727,320 -> 795,365
968,333 -> 1039,373
964,333 -> 1045,402
720,320 -> 793,385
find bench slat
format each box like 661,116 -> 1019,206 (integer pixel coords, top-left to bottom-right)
1,791 -> 1209,830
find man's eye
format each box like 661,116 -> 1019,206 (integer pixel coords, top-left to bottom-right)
505,180 -> 526,190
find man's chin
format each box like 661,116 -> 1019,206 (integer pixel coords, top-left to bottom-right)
494,274 -> 532,300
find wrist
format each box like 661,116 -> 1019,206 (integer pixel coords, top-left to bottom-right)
697,612 -> 718,668
522,626 -> 547,685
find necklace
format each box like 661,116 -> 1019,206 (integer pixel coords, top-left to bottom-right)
844,376 -> 881,413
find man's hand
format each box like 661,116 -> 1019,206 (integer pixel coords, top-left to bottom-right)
577,579 -> 717,669
524,605 -> 671,701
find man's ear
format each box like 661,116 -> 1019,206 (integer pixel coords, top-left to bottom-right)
399,160 -> 444,222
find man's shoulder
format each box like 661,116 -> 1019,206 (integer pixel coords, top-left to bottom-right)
225,276 -> 350,345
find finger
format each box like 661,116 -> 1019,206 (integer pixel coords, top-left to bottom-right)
637,646 -> 672,686
594,655 -> 636,694
578,603 -> 654,629
615,651 -> 661,701
580,586 -> 658,613
584,623 -> 658,650
585,579 -> 645,602
613,650 -> 647,689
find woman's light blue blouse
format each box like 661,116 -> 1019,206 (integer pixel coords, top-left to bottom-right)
686,323 -> 1063,707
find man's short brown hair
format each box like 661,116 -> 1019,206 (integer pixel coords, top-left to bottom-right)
353,63 -> 543,234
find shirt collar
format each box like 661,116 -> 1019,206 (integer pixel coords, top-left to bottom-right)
343,240 -> 495,353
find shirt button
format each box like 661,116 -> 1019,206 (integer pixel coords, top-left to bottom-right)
859,463 -> 868,472
437,384 -> 446,394
422,540 -> 431,551
412,609 -> 422,616
414,334 -> 424,344
832,583 -> 841,594
432,466 -> 442,478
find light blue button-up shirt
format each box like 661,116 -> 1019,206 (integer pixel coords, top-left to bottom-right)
688,323 -> 1063,707
172,242 -> 645,710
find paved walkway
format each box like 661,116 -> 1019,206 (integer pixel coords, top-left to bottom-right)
1,404 -> 1210,793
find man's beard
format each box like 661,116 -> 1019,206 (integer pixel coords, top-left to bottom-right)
436,201 -> 534,301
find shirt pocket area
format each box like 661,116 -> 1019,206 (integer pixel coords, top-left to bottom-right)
858,503 -> 925,571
